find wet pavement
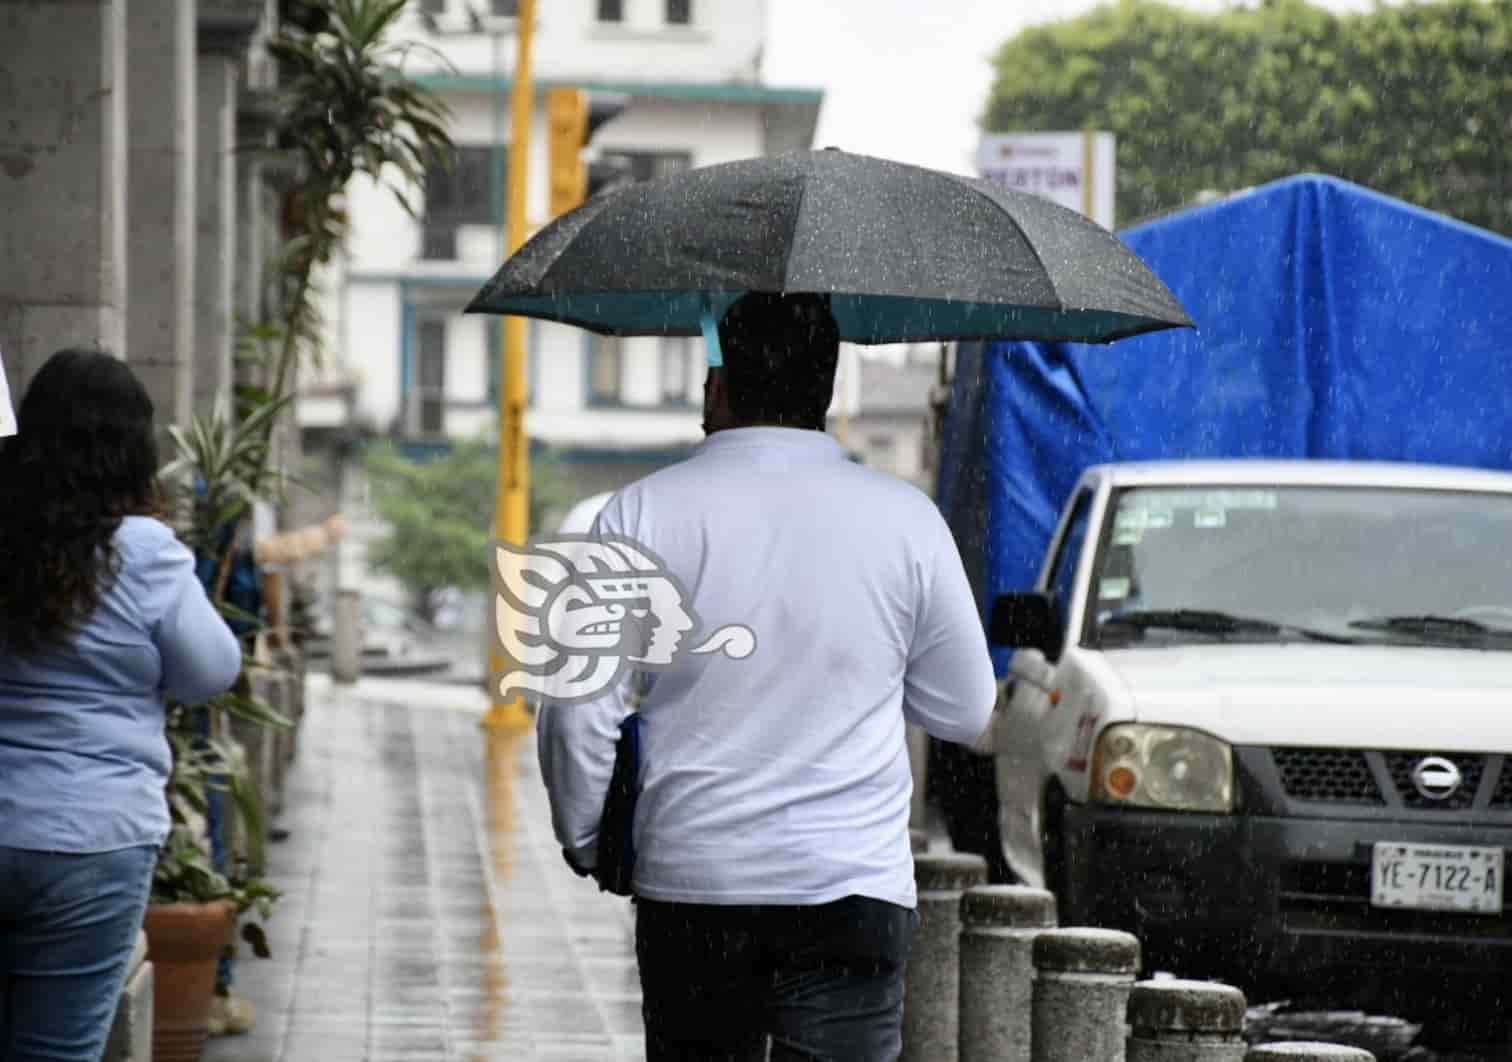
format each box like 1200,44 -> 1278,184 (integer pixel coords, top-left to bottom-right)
205,675 -> 1510,1062
205,676 -> 645,1062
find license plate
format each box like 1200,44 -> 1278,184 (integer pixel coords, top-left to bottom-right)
1371,843 -> 1504,915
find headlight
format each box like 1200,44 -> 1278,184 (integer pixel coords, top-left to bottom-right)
1090,724 -> 1234,812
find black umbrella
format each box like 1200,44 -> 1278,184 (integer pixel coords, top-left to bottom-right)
464,148 -> 1192,349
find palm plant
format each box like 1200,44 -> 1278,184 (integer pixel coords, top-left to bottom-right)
260,0 -> 454,434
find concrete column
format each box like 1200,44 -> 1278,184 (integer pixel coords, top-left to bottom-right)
959,885 -> 1057,1062
1031,928 -> 1140,1062
126,0 -> 196,427
235,91 -> 279,337
0,0 -> 128,392
332,589 -> 362,684
1126,980 -> 1247,1062
1244,1047 -> 1374,1061
193,50 -> 238,413
902,852 -> 988,1062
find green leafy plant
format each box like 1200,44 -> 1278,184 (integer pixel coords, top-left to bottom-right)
156,405 -> 294,953
984,0 -> 1512,233
146,1 -> 456,964
155,697 -> 286,957
256,0 -> 454,446
363,439 -> 572,620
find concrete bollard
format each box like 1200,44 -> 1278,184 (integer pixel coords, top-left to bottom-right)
1244,1046 -> 1375,1061
1031,928 -> 1141,1062
1126,979 -> 1247,1062
959,885 -> 1057,1062
902,852 -> 989,1062
332,588 -> 361,684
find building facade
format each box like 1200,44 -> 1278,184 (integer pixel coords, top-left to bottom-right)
1,0 -> 281,428
297,0 -> 826,506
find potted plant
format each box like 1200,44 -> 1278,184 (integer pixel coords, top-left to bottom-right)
143,695 -> 284,1062
146,397 -> 292,1061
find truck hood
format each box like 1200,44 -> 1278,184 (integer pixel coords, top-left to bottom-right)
1102,644 -> 1512,750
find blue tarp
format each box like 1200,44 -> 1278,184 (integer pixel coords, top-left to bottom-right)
935,174 -> 1512,674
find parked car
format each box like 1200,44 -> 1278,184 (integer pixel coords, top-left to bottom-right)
305,594 -> 449,675
983,459 -> 1512,1034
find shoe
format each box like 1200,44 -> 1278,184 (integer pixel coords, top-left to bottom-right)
207,993 -> 255,1036
206,997 -> 227,1038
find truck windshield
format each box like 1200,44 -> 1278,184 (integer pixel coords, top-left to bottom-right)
1089,485 -> 1512,650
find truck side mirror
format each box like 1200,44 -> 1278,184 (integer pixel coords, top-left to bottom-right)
989,592 -> 1063,658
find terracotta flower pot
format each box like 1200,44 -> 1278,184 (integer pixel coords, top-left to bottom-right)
142,900 -> 237,1062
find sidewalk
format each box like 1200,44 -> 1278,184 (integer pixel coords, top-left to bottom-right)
205,675 -> 646,1062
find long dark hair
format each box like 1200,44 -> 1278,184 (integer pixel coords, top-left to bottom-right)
0,350 -> 161,655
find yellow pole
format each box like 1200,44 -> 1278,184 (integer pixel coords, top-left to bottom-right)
484,0 -> 536,731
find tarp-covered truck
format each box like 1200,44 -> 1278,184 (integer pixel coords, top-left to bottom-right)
936,175 -> 1512,1033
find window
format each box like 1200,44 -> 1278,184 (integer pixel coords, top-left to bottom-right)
599,150 -> 692,184
666,0 -> 691,24
587,336 -> 622,405
420,224 -> 456,260
425,145 -> 497,223
414,319 -> 447,435
597,0 -> 623,22
1047,490 -> 1092,637
422,145 -> 502,257
659,337 -> 690,403
489,0 -> 518,14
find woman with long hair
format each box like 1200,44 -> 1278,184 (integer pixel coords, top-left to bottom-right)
0,350 -> 242,1061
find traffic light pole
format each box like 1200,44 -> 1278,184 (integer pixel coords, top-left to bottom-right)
484,0 -> 536,732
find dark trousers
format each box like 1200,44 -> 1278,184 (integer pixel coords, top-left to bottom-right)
928,737 -> 1015,884
636,895 -> 916,1062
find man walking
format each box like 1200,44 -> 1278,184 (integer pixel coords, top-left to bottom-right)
536,292 -> 996,1061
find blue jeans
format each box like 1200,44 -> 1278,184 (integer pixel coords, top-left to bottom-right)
0,844 -> 158,1062
636,895 -> 917,1061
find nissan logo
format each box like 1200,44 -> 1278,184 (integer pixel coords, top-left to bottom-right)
1411,756 -> 1463,801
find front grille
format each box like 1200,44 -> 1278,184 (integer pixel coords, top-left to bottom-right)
1493,761 -> 1512,808
1384,751 -> 1486,810
1273,748 -> 1383,805
1268,748 -> 1509,812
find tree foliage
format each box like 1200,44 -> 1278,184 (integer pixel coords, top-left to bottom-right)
364,440 -> 572,609
983,0 -> 1512,232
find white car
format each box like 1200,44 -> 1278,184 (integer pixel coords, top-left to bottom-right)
984,459 -> 1512,1033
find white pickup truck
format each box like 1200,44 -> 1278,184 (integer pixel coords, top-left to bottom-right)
984,459 -> 1512,1034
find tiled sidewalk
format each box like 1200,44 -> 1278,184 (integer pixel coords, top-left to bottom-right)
205,677 -> 646,1062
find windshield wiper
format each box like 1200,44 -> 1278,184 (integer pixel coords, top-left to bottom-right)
1347,614 -> 1512,642
1100,608 -> 1357,644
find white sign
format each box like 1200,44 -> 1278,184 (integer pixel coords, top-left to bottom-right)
976,131 -> 1116,230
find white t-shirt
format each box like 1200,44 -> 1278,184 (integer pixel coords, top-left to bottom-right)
535,427 -> 995,909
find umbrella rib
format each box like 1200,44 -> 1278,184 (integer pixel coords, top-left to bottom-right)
531,192 -> 627,293
779,170 -> 814,292
876,172 -> 933,308
946,174 -> 1067,312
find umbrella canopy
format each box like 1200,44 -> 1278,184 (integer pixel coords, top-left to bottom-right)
464,148 -> 1192,347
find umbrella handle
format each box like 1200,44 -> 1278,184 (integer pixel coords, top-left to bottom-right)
699,295 -> 723,369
